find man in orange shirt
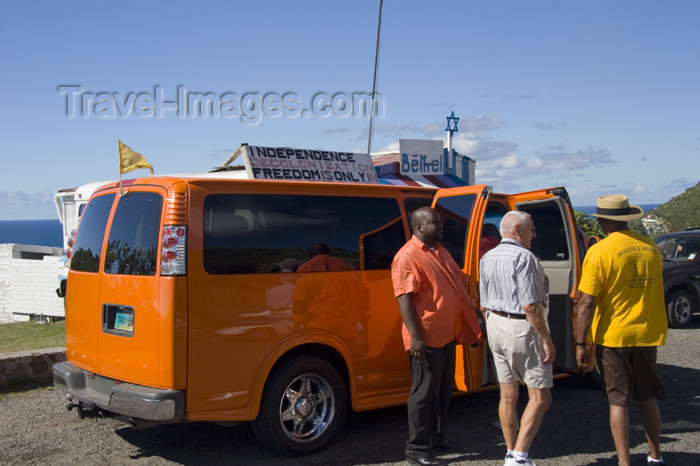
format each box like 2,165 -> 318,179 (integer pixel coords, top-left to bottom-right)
392,207 -> 481,466
297,243 -> 354,272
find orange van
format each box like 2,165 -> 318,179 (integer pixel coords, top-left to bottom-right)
53,175 -> 585,455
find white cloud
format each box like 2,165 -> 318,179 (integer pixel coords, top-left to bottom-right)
376,141 -> 400,153
435,115 -> 617,192
524,147 -> 616,173
0,190 -> 57,220
476,152 -> 521,183
422,124 -> 444,136
458,114 -> 503,135
322,127 -> 349,135
351,117 -> 691,207
525,157 -> 544,169
368,113 -> 678,206
534,121 -> 565,131
665,177 -> 697,190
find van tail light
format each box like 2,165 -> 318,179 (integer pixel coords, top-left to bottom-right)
65,229 -> 77,259
161,225 -> 187,275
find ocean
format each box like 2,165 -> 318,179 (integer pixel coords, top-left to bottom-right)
0,219 -> 63,248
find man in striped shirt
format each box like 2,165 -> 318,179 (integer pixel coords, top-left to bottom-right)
479,211 -> 555,466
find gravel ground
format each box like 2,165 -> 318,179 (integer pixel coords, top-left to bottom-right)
1,324 -> 699,466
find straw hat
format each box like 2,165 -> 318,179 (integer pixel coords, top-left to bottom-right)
592,194 -> 644,221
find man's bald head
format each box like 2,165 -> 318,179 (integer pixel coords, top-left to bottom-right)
411,207 -> 442,247
501,210 -> 536,249
411,207 -> 434,232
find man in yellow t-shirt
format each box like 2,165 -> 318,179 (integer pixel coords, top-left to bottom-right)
576,194 -> 667,466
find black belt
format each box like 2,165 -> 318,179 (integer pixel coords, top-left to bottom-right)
489,309 -> 527,320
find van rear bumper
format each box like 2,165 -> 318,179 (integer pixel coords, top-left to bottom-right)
52,361 -> 185,422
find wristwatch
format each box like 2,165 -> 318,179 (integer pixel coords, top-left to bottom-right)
575,341 -> 587,347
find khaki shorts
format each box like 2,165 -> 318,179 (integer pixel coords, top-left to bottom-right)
597,346 -> 667,407
485,312 -> 553,389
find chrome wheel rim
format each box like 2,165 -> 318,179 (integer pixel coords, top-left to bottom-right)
279,373 -> 335,443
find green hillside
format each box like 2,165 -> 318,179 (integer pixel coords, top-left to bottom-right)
648,181 -> 700,231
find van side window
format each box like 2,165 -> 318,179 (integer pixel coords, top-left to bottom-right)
433,194 -> 477,268
104,192 -> 163,275
203,194 -> 404,274
70,194 -> 116,273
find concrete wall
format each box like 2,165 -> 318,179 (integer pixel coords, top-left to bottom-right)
0,244 -> 65,323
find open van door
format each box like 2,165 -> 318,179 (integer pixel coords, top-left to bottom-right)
432,185 -> 583,392
431,184 -> 492,392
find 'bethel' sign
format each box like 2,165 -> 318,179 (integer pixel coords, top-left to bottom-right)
399,139 -> 444,176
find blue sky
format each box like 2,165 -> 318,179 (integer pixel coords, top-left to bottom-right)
1,0 -> 698,220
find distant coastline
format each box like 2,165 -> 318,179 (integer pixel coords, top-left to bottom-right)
574,204 -> 658,216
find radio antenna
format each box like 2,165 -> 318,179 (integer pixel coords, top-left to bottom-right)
367,0 -> 383,155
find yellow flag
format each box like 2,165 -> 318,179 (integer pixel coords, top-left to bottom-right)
118,140 -> 154,175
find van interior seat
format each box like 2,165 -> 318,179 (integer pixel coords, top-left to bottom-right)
481,222 -> 501,239
479,222 -> 502,258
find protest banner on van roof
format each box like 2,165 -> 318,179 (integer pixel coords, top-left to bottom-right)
241,145 -> 379,184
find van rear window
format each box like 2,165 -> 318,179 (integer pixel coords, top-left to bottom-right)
70,194 -> 116,273
104,192 -> 163,275
203,194 -> 404,274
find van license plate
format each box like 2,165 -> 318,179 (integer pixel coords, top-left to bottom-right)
115,312 -> 134,332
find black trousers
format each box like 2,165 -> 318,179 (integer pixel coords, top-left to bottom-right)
406,340 -> 456,454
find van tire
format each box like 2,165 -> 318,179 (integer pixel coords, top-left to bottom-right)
251,356 -> 347,456
666,289 -> 694,328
